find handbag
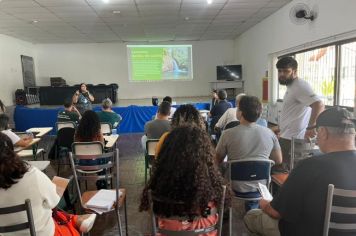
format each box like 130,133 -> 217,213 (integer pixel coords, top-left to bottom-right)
52,209 -> 80,236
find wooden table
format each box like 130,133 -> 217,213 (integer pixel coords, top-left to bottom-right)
14,138 -> 41,153
104,134 -> 119,149
52,176 -> 70,198
26,127 -> 53,137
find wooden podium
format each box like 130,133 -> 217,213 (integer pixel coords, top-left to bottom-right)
210,81 -> 244,99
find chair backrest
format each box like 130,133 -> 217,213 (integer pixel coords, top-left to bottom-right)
290,137 -> 317,170
148,185 -> 226,236
323,184 -> 356,236
100,122 -> 112,135
57,127 -> 75,149
0,199 -> 36,236
56,121 -> 76,131
69,149 -> 119,208
229,158 -> 274,200
72,141 -> 104,155
224,121 -> 240,130
146,139 -> 159,157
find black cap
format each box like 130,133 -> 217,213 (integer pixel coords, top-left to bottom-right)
314,106 -> 355,129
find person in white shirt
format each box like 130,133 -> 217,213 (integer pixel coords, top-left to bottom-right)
0,133 -> 96,236
0,114 -> 33,148
215,93 -> 246,131
273,57 -> 324,172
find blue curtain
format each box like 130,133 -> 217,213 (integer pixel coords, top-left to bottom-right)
14,103 -> 209,134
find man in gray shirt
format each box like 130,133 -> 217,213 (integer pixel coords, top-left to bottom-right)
216,96 -> 282,164
216,96 -> 282,211
141,101 -> 171,150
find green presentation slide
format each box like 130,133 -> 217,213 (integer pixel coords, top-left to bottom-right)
127,45 -> 193,81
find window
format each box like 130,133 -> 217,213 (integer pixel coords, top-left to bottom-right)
277,39 -> 356,108
339,42 -> 356,107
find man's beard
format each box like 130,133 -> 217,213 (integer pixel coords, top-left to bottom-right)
278,77 -> 294,86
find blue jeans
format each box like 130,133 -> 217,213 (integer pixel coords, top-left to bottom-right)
245,200 -> 259,212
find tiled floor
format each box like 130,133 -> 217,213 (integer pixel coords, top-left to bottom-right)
40,133 -> 249,236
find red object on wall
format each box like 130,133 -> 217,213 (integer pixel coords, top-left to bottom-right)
262,78 -> 268,103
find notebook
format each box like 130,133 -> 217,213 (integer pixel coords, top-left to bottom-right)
86,189 -> 122,213
258,183 -> 273,201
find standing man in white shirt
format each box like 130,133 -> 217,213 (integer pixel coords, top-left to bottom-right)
274,57 -> 324,172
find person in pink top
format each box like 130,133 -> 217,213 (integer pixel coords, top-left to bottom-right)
140,125 -> 229,235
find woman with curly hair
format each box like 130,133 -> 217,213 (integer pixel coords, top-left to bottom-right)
155,104 -> 206,156
0,133 -> 96,236
75,110 -> 103,143
75,110 -> 106,189
140,126 -> 228,235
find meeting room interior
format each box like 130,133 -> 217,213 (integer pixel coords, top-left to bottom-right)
0,0 -> 356,235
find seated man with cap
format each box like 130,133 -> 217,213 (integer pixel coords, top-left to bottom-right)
244,106 -> 356,236
96,98 -> 122,129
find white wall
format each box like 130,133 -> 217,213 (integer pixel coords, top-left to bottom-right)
0,34 -> 35,105
35,40 -> 234,100
234,0 -> 356,101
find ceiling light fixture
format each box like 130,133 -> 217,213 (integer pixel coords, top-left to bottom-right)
102,0 -> 109,3
113,10 -> 121,14
32,20 -> 39,23
207,0 -> 212,4
184,16 -> 190,21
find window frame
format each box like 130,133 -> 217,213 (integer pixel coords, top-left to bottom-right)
277,37 -> 356,110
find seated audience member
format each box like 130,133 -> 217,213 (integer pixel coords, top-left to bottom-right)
216,96 -> 282,211
96,98 -> 122,129
210,90 -> 218,111
75,110 -> 106,189
141,101 -> 171,151
155,96 -> 176,119
215,93 -> 267,131
209,89 -> 232,131
140,126 -> 228,235
215,93 -> 245,131
0,99 -> 5,114
0,114 -> 33,148
0,133 -> 96,235
57,99 -> 81,124
155,104 -> 206,156
244,106 -> 356,236
75,110 -> 104,143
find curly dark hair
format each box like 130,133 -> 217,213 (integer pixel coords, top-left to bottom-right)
75,110 -> 101,141
171,104 -> 205,130
0,133 -> 28,189
140,126 -> 228,218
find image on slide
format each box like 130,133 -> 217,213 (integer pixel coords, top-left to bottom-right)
161,47 -> 190,80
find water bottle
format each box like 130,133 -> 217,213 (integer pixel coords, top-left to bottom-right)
111,129 -> 117,135
26,131 -> 34,139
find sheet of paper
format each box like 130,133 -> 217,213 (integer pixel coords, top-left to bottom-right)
86,189 -> 122,213
258,183 -> 273,201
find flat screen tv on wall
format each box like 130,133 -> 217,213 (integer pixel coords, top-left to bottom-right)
216,65 -> 242,81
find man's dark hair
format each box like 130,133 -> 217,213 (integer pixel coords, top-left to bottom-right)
0,114 -> 9,131
162,96 -> 173,104
218,90 -> 227,100
239,96 -> 262,122
63,99 -> 72,108
276,57 -> 298,70
158,101 -> 171,116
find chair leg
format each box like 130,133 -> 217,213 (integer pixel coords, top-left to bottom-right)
144,157 -> 148,184
124,197 -> 128,236
229,207 -> 232,236
115,206 -> 123,236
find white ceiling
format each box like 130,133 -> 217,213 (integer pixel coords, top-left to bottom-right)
0,0 -> 291,44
